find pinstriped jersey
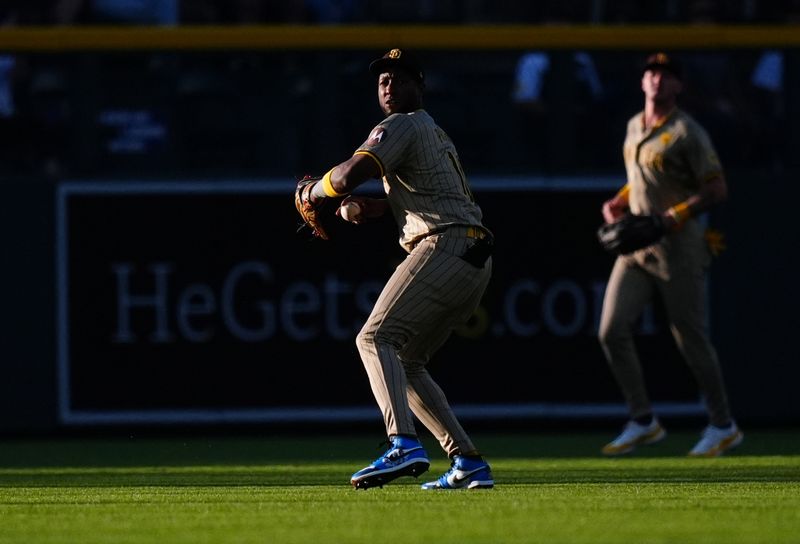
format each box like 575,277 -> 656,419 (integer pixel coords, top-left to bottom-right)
354,109 -> 485,253
624,108 -> 722,216
622,108 -> 722,278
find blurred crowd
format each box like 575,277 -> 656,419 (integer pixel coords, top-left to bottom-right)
1,0 -> 799,25
0,0 -> 797,181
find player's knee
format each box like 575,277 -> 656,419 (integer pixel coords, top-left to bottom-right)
355,328 -> 374,355
356,326 -> 404,358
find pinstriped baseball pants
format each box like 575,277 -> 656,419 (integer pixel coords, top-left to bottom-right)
598,256 -> 732,427
356,230 -> 492,458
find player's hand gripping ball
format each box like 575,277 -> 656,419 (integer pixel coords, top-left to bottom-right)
597,213 -> 667,255
339,200 -> 364,223
294,175 -> 344,240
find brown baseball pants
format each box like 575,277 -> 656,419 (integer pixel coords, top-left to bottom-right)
356,229 -> 492,457
598,257 -> 732,427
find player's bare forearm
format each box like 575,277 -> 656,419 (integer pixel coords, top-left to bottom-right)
684,175 -> 727,213
329,154 -> 382,195
309,154 -> 382,206
662,174 -> 727,229
602,184 -> 630,224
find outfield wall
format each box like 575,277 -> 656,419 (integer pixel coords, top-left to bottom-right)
1,171 -> 797,432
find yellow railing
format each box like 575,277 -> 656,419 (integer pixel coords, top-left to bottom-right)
1,24 -> 800,51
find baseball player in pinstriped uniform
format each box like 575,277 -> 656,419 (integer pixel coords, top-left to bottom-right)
304,49 -> 495,489
599,53 -> 743,457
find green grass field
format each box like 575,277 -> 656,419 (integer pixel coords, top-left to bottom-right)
1,430 -> 798,543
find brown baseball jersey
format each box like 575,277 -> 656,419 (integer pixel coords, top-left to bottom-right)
354,109 -> 487,252
622,108 -> 723,280
352,109 -> 492,456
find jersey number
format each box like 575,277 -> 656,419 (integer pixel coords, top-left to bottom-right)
447,151 -> 474,202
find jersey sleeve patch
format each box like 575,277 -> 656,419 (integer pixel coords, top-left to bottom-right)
366,127 -> 387,147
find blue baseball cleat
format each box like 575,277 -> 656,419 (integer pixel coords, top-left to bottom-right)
351,436 -> 430,490
420,455 -> 494,490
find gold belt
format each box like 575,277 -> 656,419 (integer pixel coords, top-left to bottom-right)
419,225 -> 491,246
464,226 -> 490,240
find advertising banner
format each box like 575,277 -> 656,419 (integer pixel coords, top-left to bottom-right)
56,179 -> 703,425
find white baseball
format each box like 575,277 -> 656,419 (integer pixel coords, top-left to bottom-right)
340,201 -> 363,223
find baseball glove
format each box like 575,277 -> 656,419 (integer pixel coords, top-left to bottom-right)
597,213 -> 667,255
294,175 -> 344,240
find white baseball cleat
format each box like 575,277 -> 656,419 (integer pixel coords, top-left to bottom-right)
420,455 -> 494,490
688,422 -> 744,457
602,419 -> 666,456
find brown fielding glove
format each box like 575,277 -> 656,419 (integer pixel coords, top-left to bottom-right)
294,175 -> 344,240
597,213 -> 667,255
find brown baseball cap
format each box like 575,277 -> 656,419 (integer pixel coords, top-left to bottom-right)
369,48 -> 424,81
642,52 -> 683,80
